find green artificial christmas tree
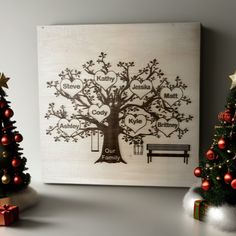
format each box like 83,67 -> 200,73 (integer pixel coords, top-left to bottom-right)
0,73 -> 30,198
194,71 -> 236,206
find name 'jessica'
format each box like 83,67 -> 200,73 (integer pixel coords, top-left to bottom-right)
132,84 -> 151,90
96,76 -> 115,83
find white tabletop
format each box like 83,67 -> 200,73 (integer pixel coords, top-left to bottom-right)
0,183 -> 235,236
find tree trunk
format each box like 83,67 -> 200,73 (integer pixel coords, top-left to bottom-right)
95,128 -> 126,164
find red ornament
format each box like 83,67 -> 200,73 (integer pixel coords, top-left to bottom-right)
224,112 -> 233,123
1,134 -> 11,146
206,149 -> 215,160
14,133 -> 23,143
13,175 -> 23,185
4,108 -> 14,118
224,172 -> 233,184
194,167 -> 202,177
231,179 -> 236,189
12,158 -> 21,168
201,180 -> 211,191
218,138 -> 226,149
0,101 -> 6,109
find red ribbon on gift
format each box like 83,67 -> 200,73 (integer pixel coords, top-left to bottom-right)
0,205 -> 10,214
0,204 -> 19,225
0,205 -> 14,226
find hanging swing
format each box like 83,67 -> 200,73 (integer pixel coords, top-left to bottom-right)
91,130 -> 99,152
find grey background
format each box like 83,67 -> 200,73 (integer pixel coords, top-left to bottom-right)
1,0 -> 235,178
0,0 -> 236,235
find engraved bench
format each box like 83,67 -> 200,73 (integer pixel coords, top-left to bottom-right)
146,144 -> 190,164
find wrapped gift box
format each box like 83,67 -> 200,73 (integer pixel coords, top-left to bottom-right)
194,200 -> 209,221
0,205 -> 19,226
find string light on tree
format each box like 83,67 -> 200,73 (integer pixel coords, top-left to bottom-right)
2,151 -> 8,158
216,176 -> 221,181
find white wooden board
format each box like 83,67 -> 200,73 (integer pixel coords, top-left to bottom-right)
37,23 -> 200,187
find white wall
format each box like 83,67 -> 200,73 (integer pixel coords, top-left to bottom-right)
0,0 -> 236,182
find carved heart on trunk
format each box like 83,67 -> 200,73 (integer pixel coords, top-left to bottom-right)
58,119 -> 80,136
94,70 -> 117,90
125,114 -> 147,133
60,79 -> 83,98
160,87 -> 183,107
156,118 -> 179,137
89,104 -> 111,122
130,80 -> 152,99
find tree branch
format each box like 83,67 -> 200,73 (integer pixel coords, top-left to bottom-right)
75,114 -> 108,130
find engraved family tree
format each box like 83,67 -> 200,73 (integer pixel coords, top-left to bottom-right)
45,52 -> 193,164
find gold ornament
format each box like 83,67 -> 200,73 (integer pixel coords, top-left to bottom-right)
229,71 -> 236,89
1,174 -> 10,184
0,73 -> 9,89
2,151 -> 8,158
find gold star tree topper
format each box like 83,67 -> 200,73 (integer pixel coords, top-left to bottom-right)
229,71 -> 236,90
0,73 -> 9,89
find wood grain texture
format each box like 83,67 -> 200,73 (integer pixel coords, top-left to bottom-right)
38,23 -> 200,187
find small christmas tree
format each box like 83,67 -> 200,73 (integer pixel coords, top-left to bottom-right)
0,73 -> 30,198
194,71 -> 236,206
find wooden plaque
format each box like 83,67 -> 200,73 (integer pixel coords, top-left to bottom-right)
38,23 -> 200,186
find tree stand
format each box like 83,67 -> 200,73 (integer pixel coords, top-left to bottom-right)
183,185 -> 236,232
0,187 -> 39,212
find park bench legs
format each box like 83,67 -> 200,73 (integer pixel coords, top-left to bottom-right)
147,151 -> 153,163
147,151 -> 189,164
184,151 -> 188,164
146,144 -> 190,164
